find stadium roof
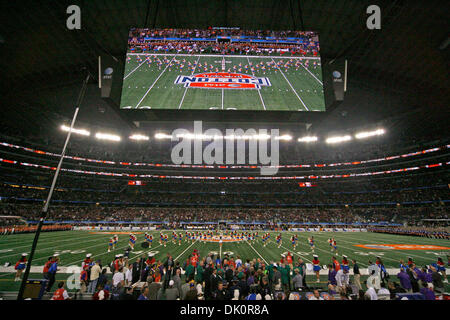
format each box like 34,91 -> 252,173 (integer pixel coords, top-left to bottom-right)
0,0 -> 448,132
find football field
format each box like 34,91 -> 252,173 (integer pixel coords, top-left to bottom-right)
120,53 -> 326,111
0,230 -> 449,292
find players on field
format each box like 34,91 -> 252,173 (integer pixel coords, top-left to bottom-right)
108,237 -> 114,252
328,238 -> 333,251
145,233 -> 153,248
312,254 -> 321,283
276,234 -> 282,248
332,239 -> 338,256
178,233 -> 183,246
291,235 -> 297,250
129,233 -> 137,250
14,253 -> 27,281
308,236 -> 315,253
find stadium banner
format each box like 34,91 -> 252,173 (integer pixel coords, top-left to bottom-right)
330,58 -> 346,101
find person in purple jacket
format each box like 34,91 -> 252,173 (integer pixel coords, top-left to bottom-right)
328,264 -> 337,286
397,268 -> 412,293
420,284 -> 436,300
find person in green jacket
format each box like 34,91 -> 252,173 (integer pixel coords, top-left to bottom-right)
280,263 -> 290,292
195,263 -> 204,284
185,263 -> 195,281
267,262 -> 274,286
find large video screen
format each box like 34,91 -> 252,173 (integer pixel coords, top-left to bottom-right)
120,28 -> 325,111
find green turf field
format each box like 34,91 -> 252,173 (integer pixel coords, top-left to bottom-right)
120,53 -> 325,111
1,230 -> 449,293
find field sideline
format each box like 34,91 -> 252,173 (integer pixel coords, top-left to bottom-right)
0,230 -> 449,292
120,53 -> 325,111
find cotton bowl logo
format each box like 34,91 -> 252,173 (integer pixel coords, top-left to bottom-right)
175,72 -> 271,89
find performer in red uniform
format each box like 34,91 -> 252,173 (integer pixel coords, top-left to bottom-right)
312,255 -> 321,283
14,253 -> 27,282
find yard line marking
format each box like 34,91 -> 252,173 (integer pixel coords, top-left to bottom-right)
135,56 -> 176,109
286,232 -> 372,267
178,56 -> 201,109
0,234 -> 108,259
174,240 -> 198,261
328,232 -> 448,262
221,89 -> 224,110
247,57 -> 266,110
271,58 -> 309,111
245,240 -> 268,265
300,63 -> 323,85
123,57 -> 148,80
277,242 -> 313,264
60,231 -> 163,267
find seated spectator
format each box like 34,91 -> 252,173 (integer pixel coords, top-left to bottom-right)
51,281 -> 70,300
420,284 -> 436,300
397,269 -> 412,293
119,286 -> 135,300
308,289 -> 324,300
377,282 -> 390,300
92,284 -> 110,300
138,286 -> 149,300
364,287 -> 378,300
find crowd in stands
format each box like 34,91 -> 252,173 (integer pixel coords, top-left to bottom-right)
129,28 -> 318,40
0,205 -> 447,228
49,249 -> 449,300
127,28 -> 320,56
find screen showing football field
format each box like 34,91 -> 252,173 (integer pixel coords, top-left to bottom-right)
120,28 -> 326,111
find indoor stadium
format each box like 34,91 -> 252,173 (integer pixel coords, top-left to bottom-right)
0,0 -> 449,310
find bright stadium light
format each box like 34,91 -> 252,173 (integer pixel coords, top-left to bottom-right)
154,133 -> 172,139
275,135 -> 293,141
95,132 -> 121,142
326,135 -> 352,144
298,136 -> 318,142
355,128 -> 385,139
60,125 -> 90,136
129,134 -> 149,141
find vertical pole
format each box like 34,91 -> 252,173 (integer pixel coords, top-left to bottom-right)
17,74 -> 90,300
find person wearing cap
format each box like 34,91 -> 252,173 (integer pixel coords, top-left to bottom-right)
14,253 -> 27,282
146,275 -> 161,300
88,260 -> 102,294
82,253 -> 92,270
165,279 -> 180,300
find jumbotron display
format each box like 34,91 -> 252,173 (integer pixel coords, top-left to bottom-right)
120,28 -> 326,111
